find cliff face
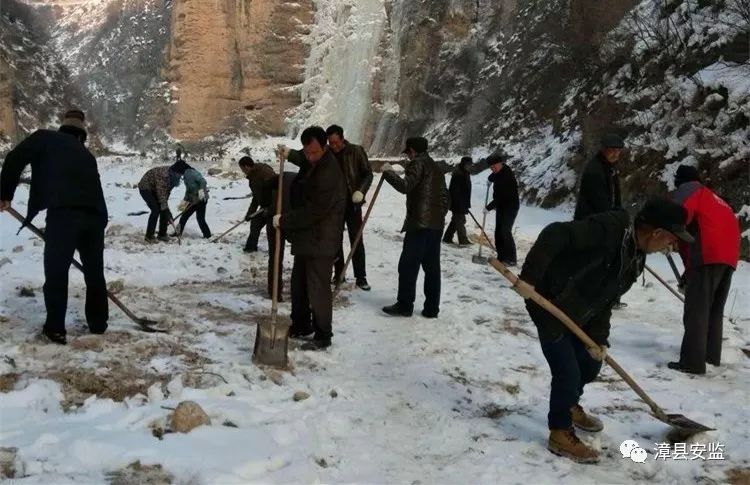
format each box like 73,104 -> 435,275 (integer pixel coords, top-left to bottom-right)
166,0 -> 313,140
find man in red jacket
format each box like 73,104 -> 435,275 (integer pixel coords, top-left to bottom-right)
669,165 -> 741,374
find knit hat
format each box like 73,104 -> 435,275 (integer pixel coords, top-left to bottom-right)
635,198 -> 694,243
601,133 -> 625,149
485,151 -> 509,167
402,137 -> 428,154
170,160 -> 191,175
61,108 -> 86,131
674,165 -> 701,187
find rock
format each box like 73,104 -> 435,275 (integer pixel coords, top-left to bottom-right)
207,167 -> 223,176
170,401 -> 210,433
12,246 -> 23,254
18,287 -> 35,298
293,391 -> 310,402
0,258 -> 11,269
216,266 -> 228,274
702,93 -> 725,111
329,389 -> 338,398
108,279 -> 125,294
0,447 -> 18,479
264,369 -> 284,386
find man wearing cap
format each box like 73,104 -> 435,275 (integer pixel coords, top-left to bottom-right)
484,152 -> 520,265
443,156 -> 473,246
0,109 -> 108,345
513,199 -> 693,463
669,165 -> 741,375
573,134 -> 624,221
238,155 -> 276,253
381,137 -> 449,318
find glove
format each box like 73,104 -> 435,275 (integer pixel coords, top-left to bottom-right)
391,164 -> 405,174
381,163 -> 394,172
272,214 -> 282,228
587,345 -> 608,362
177,200 -> 189,212
511,279 -> 535,299
352,191 -> 364,204
198,189 -> 206,201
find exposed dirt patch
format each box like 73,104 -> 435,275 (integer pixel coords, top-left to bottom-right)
0,373 -> 19,392
106,460 -> 173,485
726,467 -> 750,485
49,365 -> 168,409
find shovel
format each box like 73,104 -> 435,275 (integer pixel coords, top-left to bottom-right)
5,207 -> 167,333
489,257 -> 714,437
333,175 -> 385,298
253,153 -> 290,368
471,182 -> 491,264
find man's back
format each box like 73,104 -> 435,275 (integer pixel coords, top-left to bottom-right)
0,129 -> 107,222
574,153 -> 620,221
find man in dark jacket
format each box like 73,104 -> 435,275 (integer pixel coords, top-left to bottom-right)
573,134 -> 624,221
327,125 -> 374,290
443,156 -> 472,245
514,198 -> 693,464
381,137 -> 449,318
484,151 -> 520,265
0,109 -> 109,345
669,165 -> 741,375
274,126 -> 347,351
238,156 -> 276,253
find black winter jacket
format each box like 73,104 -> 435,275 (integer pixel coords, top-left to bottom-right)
573,153 -> 622,221
246,162 -> 276,216
448,167 -> 471,214
0,129 -> 108,224
486,165 -> 519,213
333,141 -> 373,197
520,211 -> 645,344
282,149 -> 347,257
383,153 -> 449,232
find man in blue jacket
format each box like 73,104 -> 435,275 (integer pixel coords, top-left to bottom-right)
0,109 -> 109,345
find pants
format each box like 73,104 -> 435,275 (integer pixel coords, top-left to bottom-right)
680,264 -> 734,373
140,189 -> 169,238
443,212 -> 468,243
266,219 -> 286,297
43,208 -> 109,335
245,214 -> 265,251
291,255 -> 334,340
178,200 -> 211,238
334,202 -> 367,280
539,332 -> 602,429
495,208 -> 518,263
397,229 -> 442,315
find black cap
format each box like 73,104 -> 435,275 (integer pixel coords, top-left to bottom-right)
602,134 -> 625,149
460,156 -> 473,167
485,151 -> 509,166
403,137 -> 428,154
674,165 -> 701,187
635,198 -> 694,243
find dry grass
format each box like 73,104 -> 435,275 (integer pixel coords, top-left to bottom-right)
106,461 -> 173,485
726,467 -> 750,485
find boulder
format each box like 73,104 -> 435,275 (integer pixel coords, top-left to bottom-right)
170,401 -> 210,433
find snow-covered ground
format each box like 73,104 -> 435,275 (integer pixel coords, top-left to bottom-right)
0,149 -> 748,484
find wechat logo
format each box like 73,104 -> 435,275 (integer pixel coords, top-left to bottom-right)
620,439 -> 648,463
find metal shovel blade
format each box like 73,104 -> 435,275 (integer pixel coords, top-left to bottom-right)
472,254 -> 488,264
252,315 -> 291,368
135,318 -> 169,333
660,413 -> 715,435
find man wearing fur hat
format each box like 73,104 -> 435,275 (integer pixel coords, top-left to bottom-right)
0,109 -> 109,345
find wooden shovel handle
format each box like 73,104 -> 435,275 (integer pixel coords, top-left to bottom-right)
488,257 -> 670,421
333,175 -> 385,298
270,153 -> 285,319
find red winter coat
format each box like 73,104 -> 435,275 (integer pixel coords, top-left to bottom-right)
671,182 -> 740,270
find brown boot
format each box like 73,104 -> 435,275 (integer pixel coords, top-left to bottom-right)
548,428 -> 600,464
571,404 -> 604,432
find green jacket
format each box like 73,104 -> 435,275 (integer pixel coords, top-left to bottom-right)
182,168 -> 208,204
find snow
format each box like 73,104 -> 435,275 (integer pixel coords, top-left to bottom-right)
0,154 -> 749,483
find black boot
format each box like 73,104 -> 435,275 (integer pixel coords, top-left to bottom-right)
301,339 -> 331,351
42,328 -> 67,345
382,302 -> 413,317
667,362 -> 704,375
356,277 -> 371,291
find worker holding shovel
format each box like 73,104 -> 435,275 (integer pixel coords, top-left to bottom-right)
513,199 -> 693,464
0,109 -> 109,345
